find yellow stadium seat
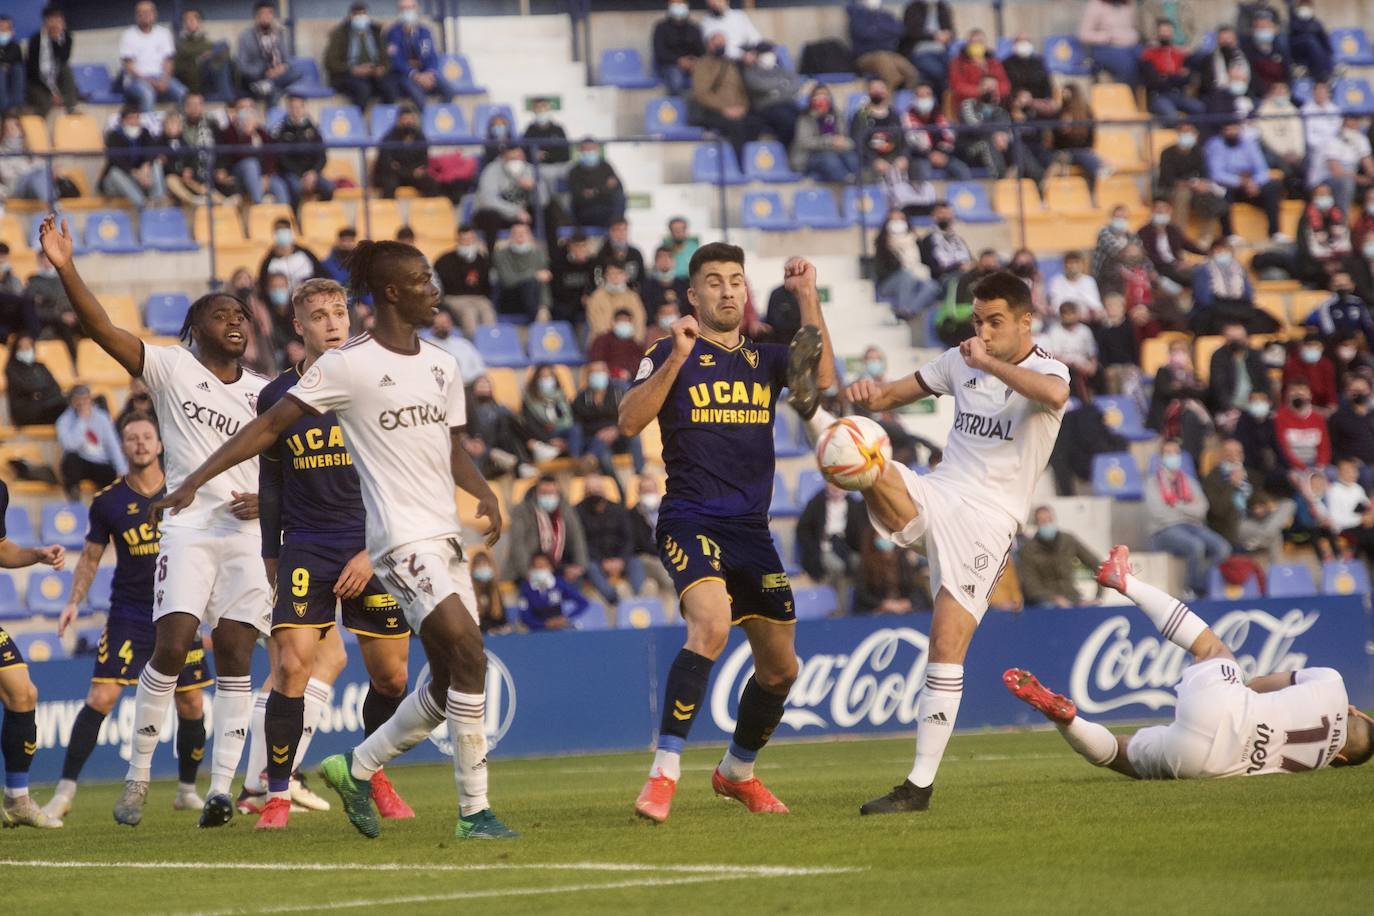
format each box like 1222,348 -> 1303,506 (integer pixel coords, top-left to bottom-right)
100,294 -> 143,332
1193,335 -> 1225,385
54,169 -> 111,210
300,200 -> 352,247
192,206 -> 247,246
551,364 -> 578,400
75,339 -> 133,386
1097,174 -> 1147,214
363,199 -> 404,240
1255,278 -> 1302,294
19,115 -> 50,153
639,419 -> 663,464
214,244 -> 271,284
1254,291 -> 1290,329
565,476 -> 621,505
1023,218 -> 1100,252
486,367 -> 522,411
1149,128 -> 1179,157
456,485 -> 508,530
1089,84 -> 1147,120
1279,199 -> 1305,238
0,214 -> 32,252
1095,128 -> 1147,174
510,476 -> 539,505
52,114 -> 103,152
1230,205 -> 1271,244
1042,176 -> 1097,215
246,203 -> 297,242
408,197 -> 457,241
322,156 -> 364,200
1289,289 -> 1330,324
36,340 -> 75,389
993,178 -> 1041,216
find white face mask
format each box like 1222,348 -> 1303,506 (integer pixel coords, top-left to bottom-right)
757,52 -> 777,70
457,244 -> 478,259
1315,195 -> 1335,211
274,228 -> 293,247
504,159 -> 527,178
914,96 -> 935,114
886,219 -> 908,236
1230,80 -> 1249,95
1296,5 -> 1315,20
530,570 -> 555,590
1110,217 -> 1128,233
1363,241 -> 1374,259
638,493 -> 661,512
669,3 -> 689,19
862,0 -> 882,9
400,8 -> 419,25
1177,132 -> 1197,150
1214,252 -> 1234,267
1014,41 -> 1033,59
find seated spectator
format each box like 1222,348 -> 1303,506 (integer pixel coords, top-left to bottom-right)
874,211 -> 941,319
1203,62 -> 1258,120
1092,206 -> 1141,284
848,0 -> 919,91
853,529 -> 926,615
701,0 -> 761,60
918,201 -> 973,287
628,475 -> 675,594
688,30 -> 763,160
118,1 -> 186,112
1283,332 -> 1339,410
258,271 -> 297,360
588,308 -> 646,382
576,474 -> 645,603
1140,18 -> 1202,121
1092,293 -> 1140,392
1192,239 -> 1280,335
155,110 -> 203,207
1236,388 -> 1284,480
1109,241 -> 1179,326
1328,375 -> 1374,475
850,77 -> 906,177
1017,506 -> 1101,607
957,75 -> 1039,182
548,232 -> 595,324
1302,80 -> 1342,155
1296,186 -> 1353,287
797,481 -> 864,586
899,0 -> 955,97
1289,468 -> 1340,559
173,8 -> 232,102
1048,84 -> 1105,196
584,263 -> 646,342
384,0 -> 456,106
573,359 -> 645,480
1048,251 -> 1105,319
0,113 -> 54,204
115,378 -> 155,425
1306,272 -> 1374,351
374,102 -> 439,199
1138,198 -> 1205,291
1236,489 -> 1297,564
177,92 -> 233,199
468,551 -> 511,633
1003,33 -> 1055,115
642,247 -> 690,310
1045,301 -> 1099,397
1202,437 -> 1264,547
567,140 -> 626,228
5,334 -> 66,426
663,216 -> 700,279
1148,337 -> 1212,462
434,224 -> 496,336
101,106 -> 166,209
1078,0 -> 1140,86
1240,9 -> 1290,98
1308,115 -> 1374,216
742,41 -> 803,146
523,97 -> 571,180
256,219 -> 325,294
464,373 -> 533,478
1328,328 -> 1374,387
319,227 -> 356,284
1275,379 -> 1332,479
595,219 -> 646,288
1287,0 -> 1333,82
901,83 -> 970,181
948,28 -> 1007,109
1157,122 -> 1229,233
481,113 -> 516,167
507,477 -> 589,586
24,253 -> 78,365
491,222 -> 552,321
1208,319 -> 1270,425
420,309 -> 485,384
473,147 -> 552,249
1328,458 -> 1374,559
1196,25 -> 1248,98
324,2 -> 392,110
273,95 -> 334,206
217,97 -> 289,205
652,0 -> 704,96
57,385 -> 125,499
25,6 -> 78,116
236,1 -> 302,104
522,366 -> 577,461
1256,81 -> 1306,197
1146,438 -> 1231,596
516,552 -> 590,631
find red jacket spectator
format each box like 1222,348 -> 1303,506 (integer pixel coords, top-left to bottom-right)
1273,403 -> 1332,470
586,330 -> 644,382
1139,44 -> 1188,79
948,49 -> 1009,109
1282,351 -> 1338,409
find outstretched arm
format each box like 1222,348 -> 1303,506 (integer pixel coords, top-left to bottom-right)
450,428 -> 502,547
784,257 -> 837,392
40,215 -> 145,377
847,373 -> 932,412
0,540 -> 64,571
618,316 -> 697,436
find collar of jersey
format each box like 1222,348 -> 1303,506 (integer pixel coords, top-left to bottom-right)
699,334 -> 747,353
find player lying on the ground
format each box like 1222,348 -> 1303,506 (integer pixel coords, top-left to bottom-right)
152,239 -> 516,840
786,271 -> 1069,814
1006,545 -> 1374,777
0,480 -> 66,829
45,415 -> 212,821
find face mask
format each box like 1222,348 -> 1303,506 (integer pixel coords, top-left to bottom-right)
1292,396 -> 1311,410
1255,29 -> 1275,43
535,494 -> 559,513
1110,217 -> 1128,233
1315,196 -> 1335,211
583,370 -> 609,392
1338,346 -> 1358,363
491,123 -> 509,139
1363,241 -> 1374,259
914,96 -> 935,115
869,93 -> 888,107
979,90 -> 997,104
1013,41 -> 1033,59
967,42 -> 985,60
537,375 -> 558,397
457,244 -> 477,259
472,566 -> 494,583
1214,252 -> 1233,268
234,285 -> 253,300
511,241 -> 533,254
1152,212 -> 1170,226
579,150 -> 600,167
711,45 -> 727,57
1296,6 -> 1314,20
0,32 -> 12,46
351,14 -> 369,30
1247,401 -> 1270,419
757,52 -> 777,70
1036,524 -> 1057,541
1224,134 -> 1242,148
269,288 -> 289,307
274,228 -> 293,247
935,218 -> 952,231
638,493 -> 661,512
122,124 -> 142,140
236,110 -> 254,127
1158,35 -> 1173,47
873,537 -> 894,553
669,2 -> 689,19
1012,260 -> 1035,277
865,358 -> 885,378
503,159 -> 525,177
401,8 -> 419,26
886,219 -> 908,236
38,266 -> 56,278
530,570 -> 555,590
1177,132 -> 1197,150
15,349 -> 34,365
611,320 -> 636,340
533,111 -> 551,125
659,315 -> 676,329
1227,338 -> 1247,352
1301,346 -> 1323,364
1161,453 -> 1183,472
862,0 -> 882,9
604,282 -> 627,294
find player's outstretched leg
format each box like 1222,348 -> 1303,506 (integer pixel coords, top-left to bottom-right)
238,687 -> 271,814
116,665 -> 178,826
712,622 -> 795,814
1,670 -> 61,829
361,675 -> 414,819
637,638 -> 717,822
44,699 -> 109,820
319,750 -> 380,839
1003,668 -> 1122,769
1097,546 -> 1213,653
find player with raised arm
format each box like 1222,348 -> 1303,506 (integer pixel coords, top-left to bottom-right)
241,278 -> 414,830
787,270 -> 1070,814
0,480 -> 66,828
43,414 -> 213,821
1006,546 -> 1374,777
41,214 -> 271,829
152,239 -> 516,840
619,246 -> 837,822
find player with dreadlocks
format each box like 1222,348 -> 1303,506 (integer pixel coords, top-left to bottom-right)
154,239 -> 517,839
41,215 -> 272,829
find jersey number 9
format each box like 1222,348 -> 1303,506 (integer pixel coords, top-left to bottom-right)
292,568 -> 310,598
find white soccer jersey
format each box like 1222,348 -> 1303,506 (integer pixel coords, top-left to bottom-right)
914,345 -> 1069,526
140,343 -> 267,532
286,333 -> 466,562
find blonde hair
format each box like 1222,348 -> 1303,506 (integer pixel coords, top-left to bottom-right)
291,277 -> 348,312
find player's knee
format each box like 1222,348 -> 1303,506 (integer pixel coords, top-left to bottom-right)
371,664 -> 408,698
174,690 -> 204,719
85,683 -> 120,715
276,648 -> 313,687
688,619 -> 730,658
754,659 -> 798,695
4,677 -> 38,711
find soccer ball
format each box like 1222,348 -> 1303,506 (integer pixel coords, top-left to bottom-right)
817,416 -> 891,491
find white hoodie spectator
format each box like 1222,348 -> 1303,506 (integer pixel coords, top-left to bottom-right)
701,0 -> 761,59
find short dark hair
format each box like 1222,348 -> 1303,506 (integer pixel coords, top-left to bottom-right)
536,474 -> 559,488
285,93 -> 305,104
178,292 -> 250,344
42,6 -> 64,19
613,307 -> 633,319
337,227 -> 357,240
273,217 -> 292,230
970,270 -> 1033,314
117,410 -> 159,437
254,1 -> 275,11
688,241 -> 745,279
0,242 -> 9,256
457,223 -> 475,235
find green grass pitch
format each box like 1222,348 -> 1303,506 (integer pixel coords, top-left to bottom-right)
4,730 -> 1371,915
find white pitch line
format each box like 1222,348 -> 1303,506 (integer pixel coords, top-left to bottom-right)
0,859 -> 862,878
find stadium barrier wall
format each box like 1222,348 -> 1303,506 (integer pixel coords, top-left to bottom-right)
24,596 -> 1373,783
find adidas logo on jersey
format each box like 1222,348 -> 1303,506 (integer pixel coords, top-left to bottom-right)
961,584 -> 976,598
197,381 -> 211,391
923,712 -> 949,725
225,728 -> 246,739
963,377 -> 977,389
137,725 -> 159,736
380,374 -> 395,387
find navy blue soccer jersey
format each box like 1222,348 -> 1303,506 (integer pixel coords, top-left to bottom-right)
630,335 -> 788,521
0,480 -> 8,539
258,364 -> 367,559
85,478 -> 163,621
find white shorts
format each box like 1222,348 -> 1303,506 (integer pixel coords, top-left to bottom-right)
869,463 -> 1017,623
374,536 -> 478,632
153,526 -> 272,635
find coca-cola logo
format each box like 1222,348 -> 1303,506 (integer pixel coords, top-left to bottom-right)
1069,609 -> 1316,714
711,628 -> 929,733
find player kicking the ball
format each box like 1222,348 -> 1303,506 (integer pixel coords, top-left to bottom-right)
1006,546 -> 1373,777
619,246 -> 837,822
154,240 -> 516,840
788,270 -> 1069,814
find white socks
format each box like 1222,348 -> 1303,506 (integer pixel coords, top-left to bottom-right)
53,778 -> 77,801
208,675 -> 254,798
650,748 -> 682,781
1056,717 -> 1120,767
126,666 -> 178,782
802,406 -> 837,446
294,678 -> 333,770
447,690 -> 489,817
352,681 -> 444,781
242,690 -> 270,793
907,663 -> 963,788
718,749 -> 754,782
1124,573 -> 1208,653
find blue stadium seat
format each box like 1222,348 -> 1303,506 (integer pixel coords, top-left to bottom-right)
320,105 -> 368,146
1145,451 -> 1198,479
793,188 -> 851,229
439,54 -> 484,95
528,320 -> 584,365
1206,567 -> 1260,600
84,211 -> 142,254
1332,28 -> 1374,66
773,411 -> 807,458
691,144 -> 746,185
369,103 -> 399,142
772,45 -> 795,72
844,92 -> 867,125
742,141 -> 801,182
741,190 -> 798,231
1266,563 -> 1317,597
424,103 -> 476,144
72,63 -> 124,103
145,293 -> 192,336
644,96 -> 704,140
946,182 -> 1000,224
598,48 -> 659,88
140,208 -> 199,252
28,214 -> 86,256
794,585 -> 838,620
1334,78 -> 1374,115
285,57 -> 333,98
841,185 -> 886,228
87,566 -> 115,612
1091,452 -> 1144,500
472,103 -> 517,139
1096,395 -> 1157,442
473,324 -> 527,368
1321,559 -> 1371,595
1037,255 -> 1065,281
41,501 -> 88,551
770,473 -> 799,517
26,570 -> 73,616
265,105 -> 286,132
575,600 -> 612,630
0,574 -> 22,621
618,596 -> 668,628
995,37 -> 1016,59
796,469 -> 826,507
1044,35 -> 1092,76
4,507 -> 37,548
13,632 -> 67,662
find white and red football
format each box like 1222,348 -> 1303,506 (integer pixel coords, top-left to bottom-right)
816,416 -> 891,491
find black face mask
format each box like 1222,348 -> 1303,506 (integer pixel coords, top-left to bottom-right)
1228,340 -> 1247,352
1292,397 -> 1310,410
936,219 -> 952,231
1159,36 -> 1173,46
233,285 -> 252,300
980,91 -> 997,104
1224,135 -> 1241,147
869,94 -> 887,106
1012,261 -> 1035,277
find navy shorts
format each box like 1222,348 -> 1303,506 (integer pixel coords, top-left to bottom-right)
276,540 -> 410,639
92,612 -> 214,691
0,626 -> 24,671
657,515 -> 796,625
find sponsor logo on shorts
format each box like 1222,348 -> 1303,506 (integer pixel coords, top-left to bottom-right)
761,572 -> 790,591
